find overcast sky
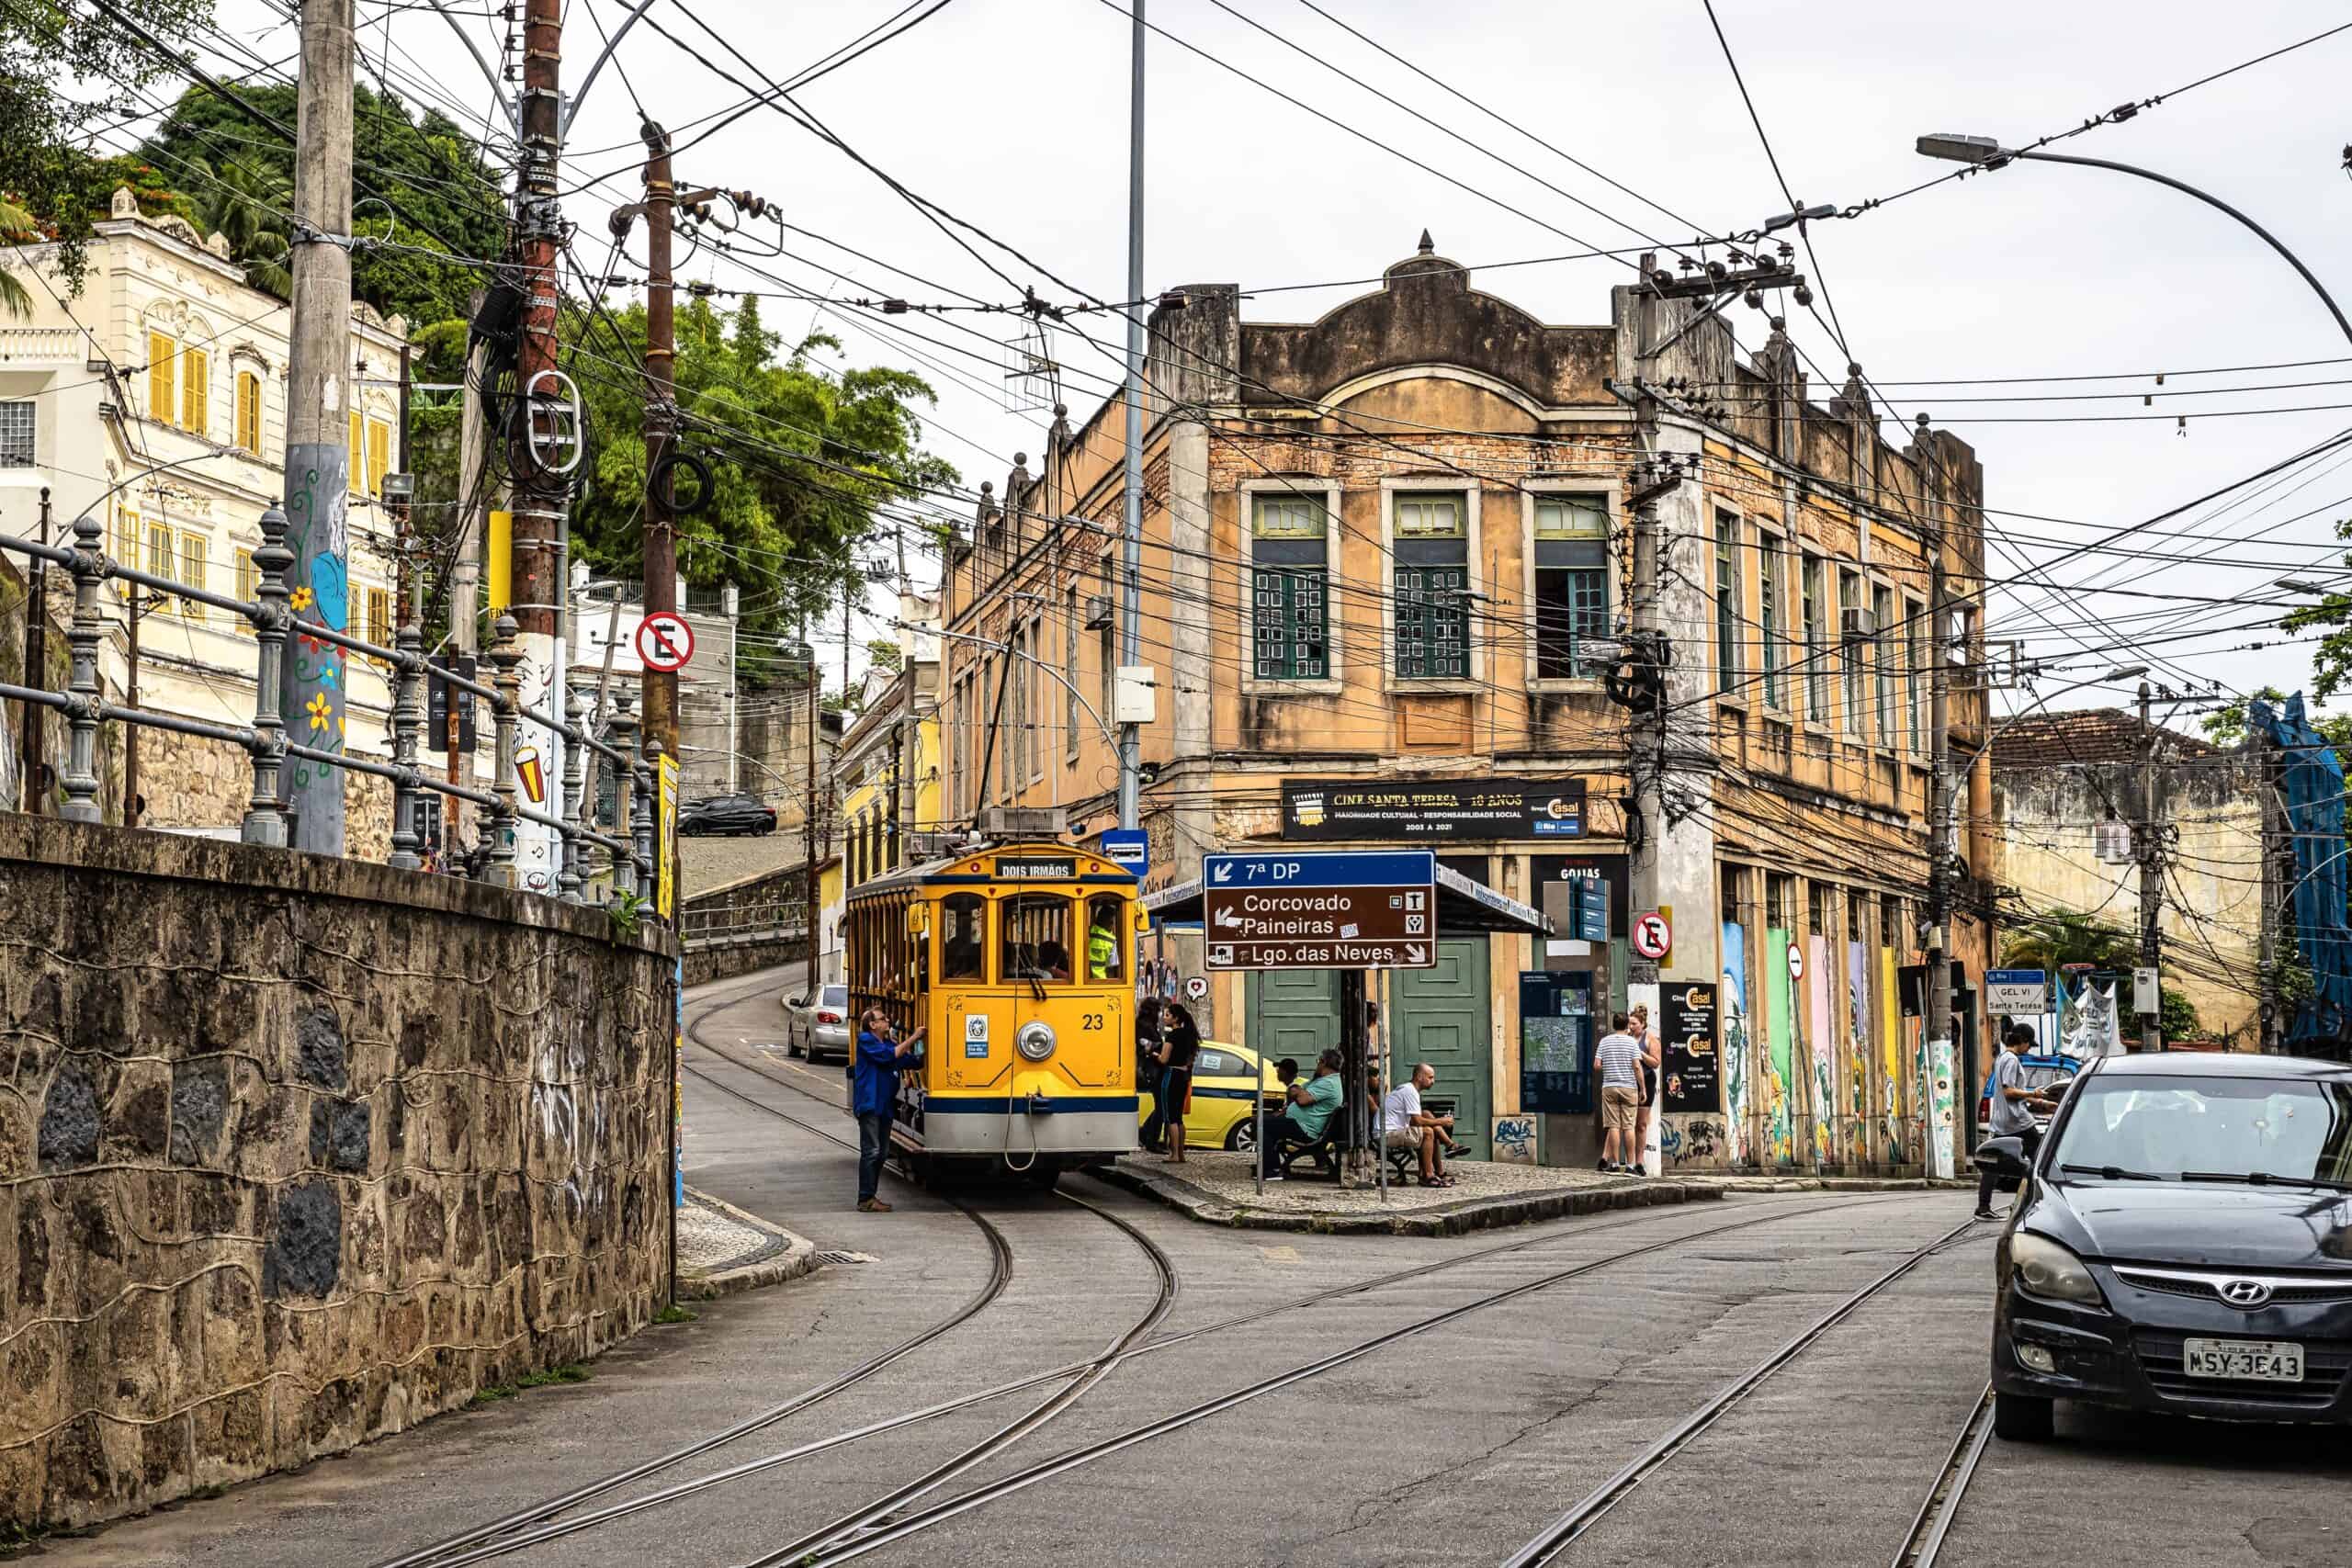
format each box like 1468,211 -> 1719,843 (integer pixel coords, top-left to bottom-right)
211,0 -> 2352,722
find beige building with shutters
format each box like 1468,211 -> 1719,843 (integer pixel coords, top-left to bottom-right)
0,188 -> 413,848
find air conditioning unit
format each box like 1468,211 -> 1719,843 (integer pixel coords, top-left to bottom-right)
1839,606 -> 1877,641
1084,594 -> 1114,631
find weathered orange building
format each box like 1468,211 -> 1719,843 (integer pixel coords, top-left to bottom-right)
939,237 -> 1995,1172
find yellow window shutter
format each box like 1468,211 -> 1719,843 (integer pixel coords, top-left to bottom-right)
234,548 -> 257,632
348,411 -> 363,494
236,371 -> 260,453
182,348 -> 208,435
147,333 -> 175,424
178,532 -> 207,621
366,418 -> 390,498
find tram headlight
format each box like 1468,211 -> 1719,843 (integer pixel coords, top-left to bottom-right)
1015,1021 -> 1057,1063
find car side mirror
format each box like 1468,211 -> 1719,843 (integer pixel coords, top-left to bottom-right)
788,995 -> 805,1008
1973,1134 -> 2030,1178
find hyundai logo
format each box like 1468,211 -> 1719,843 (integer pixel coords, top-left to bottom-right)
2218,1279 -> 2274,1308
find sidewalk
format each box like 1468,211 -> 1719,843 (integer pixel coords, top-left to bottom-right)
1095,1150 -> 1726,1236
676,1185 -> 819,1297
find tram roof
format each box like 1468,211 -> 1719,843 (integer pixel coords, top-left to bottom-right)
1144,862 -> 1550,937
847,840 -> 1139,897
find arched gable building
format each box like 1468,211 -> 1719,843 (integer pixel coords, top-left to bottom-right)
941,238 -> 1994,1174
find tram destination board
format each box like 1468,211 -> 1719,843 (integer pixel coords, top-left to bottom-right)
1281,778 -> 1586,840
1201,851 -> 1437,972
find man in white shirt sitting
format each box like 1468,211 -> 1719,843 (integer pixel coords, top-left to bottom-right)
1383,1062 -> 1456,1187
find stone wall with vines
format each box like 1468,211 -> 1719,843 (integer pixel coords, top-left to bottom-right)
0,815 -> 677,1530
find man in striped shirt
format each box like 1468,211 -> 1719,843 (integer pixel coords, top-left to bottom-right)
1594,1013 -> 1645,1175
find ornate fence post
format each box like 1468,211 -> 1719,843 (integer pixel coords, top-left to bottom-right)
486,614 -> 522,888
58,511 -> 107,823
607,691 -> 639,898
242,504 -> 292,846
633,739 -> 658,911
557,681 -> 586,901
388,615 -> 424,870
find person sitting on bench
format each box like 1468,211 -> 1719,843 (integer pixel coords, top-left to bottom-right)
1261,1047 -> 1345,1180
1383,1062 -> 1456,1187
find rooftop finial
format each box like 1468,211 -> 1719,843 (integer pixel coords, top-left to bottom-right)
1417,229 -> 1435,255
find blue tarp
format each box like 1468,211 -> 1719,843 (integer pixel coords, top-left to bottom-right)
2252,693 -> 2352,1048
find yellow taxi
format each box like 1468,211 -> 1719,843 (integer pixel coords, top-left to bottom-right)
1136,1039 -> 1283,1152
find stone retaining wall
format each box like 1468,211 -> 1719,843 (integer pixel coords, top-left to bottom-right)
0,815 -> 678,1531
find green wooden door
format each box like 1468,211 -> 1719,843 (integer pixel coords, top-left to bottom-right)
1394,938 -> 1493,1158
1246,969 -> 1340,1075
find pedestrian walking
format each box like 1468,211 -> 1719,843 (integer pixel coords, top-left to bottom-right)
1155,1003 -> 1202,1161
1976,1023 -> 2058,1220
1595,1011 -> 1644,1174
1628,1002 -> 1661,1174
852,1008 -> 924,1213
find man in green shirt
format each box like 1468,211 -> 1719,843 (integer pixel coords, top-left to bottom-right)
1261,1047 -> 1346,1180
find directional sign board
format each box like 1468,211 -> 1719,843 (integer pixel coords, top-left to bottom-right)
1201,851 -> 1436,971
636,611 -> 695,673
1985,967 -> 2048,1015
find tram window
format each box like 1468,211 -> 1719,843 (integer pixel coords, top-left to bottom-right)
1001,894 -> 1074,984
941,894 -> 986,983
1084,895 -> 1125,981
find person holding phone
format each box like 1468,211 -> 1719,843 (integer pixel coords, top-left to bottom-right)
1155,1003 -> 1203,1161
852,1009 -> 925,1213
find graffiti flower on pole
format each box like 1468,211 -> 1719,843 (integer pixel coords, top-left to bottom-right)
306,692 -> 333,732
290,585 -> 314,612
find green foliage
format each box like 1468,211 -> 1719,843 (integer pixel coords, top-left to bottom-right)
867,638 -> 903,674
607,890 -> 650,940
652,1303 -> 699,1325
1998,911 -> 2138,973
561,295 -> 956,683
0,0 -> 215,302
468,1363 -> 590,1406
137,81 -> 505,331
2158,986 -> 2199,1043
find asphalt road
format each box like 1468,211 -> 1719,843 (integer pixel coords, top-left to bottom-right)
41,966 -> 2352,1568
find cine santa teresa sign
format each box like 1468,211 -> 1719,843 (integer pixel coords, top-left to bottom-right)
1202,851 -> 1438,972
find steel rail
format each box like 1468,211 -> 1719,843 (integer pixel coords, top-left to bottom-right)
1889,1383 -> 1996,1568
1497,1217 -> 1986,1568
762,1200 -> 1957,1568
367,990 -> 1016,1568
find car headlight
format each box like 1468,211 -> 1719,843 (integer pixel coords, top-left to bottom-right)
2008,1232 -> 2105,1306
1015,1021 -> 1057,1063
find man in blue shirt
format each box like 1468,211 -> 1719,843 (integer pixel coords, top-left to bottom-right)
853,1008 -> 925,1212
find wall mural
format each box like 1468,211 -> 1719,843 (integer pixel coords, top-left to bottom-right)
1719,921 -> 1751,1167
1763,926 -> 1794,1167
1846,940 -> 1871,1169
283,461 -> 349,814
1807,934 -> 1833,1169
1879,946 -> 1909,1164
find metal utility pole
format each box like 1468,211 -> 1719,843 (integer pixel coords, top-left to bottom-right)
1922,423 -> 1957,1173
2136,679 -> 2165,1052
1114,0 -> 1145,833
2258,724 -> 2286,1052
280,0 -> 356,853
802,621 -> 821,981
125,589 -> 143,826
639,120 -> 681,771
20,488 -> 49,812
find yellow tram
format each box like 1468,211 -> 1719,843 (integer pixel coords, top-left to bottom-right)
843,841 -> 1147,1184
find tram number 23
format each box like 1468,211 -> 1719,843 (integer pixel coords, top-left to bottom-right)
1080,1013 -> 1105,1032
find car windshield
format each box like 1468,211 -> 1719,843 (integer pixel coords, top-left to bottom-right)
2052,1074 -> 2352,1186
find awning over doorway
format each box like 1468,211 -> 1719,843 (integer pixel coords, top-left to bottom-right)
1144,862 -> 1551,936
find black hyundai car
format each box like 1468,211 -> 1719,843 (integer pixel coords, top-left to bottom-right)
1980,1052 -> 2352,1440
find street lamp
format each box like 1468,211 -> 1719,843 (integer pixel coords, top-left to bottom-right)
1916,133 -> 2352,350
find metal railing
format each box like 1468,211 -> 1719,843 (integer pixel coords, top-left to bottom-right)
0,503 -> 660,908
677,899 -> 807,944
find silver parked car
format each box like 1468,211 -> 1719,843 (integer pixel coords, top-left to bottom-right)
784,983 -> 851,1063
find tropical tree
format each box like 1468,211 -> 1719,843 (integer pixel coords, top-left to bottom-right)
189,156 -> 291,296
2199,684 -> 2352,750
1,0 -> 215,298
1998,911 -> 2139,973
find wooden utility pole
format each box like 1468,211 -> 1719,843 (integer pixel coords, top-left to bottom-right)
280,0 -> 356,853
639,121 -> 681,767
1922,417 -> 1957,1175
802,621 -> 820,981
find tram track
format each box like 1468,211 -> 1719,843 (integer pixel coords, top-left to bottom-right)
727,1195 -> 1967,1568
368,977 -> 1018,1568
1495,1218 -> 1990,1568
1888,1383 -> 1996,1568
